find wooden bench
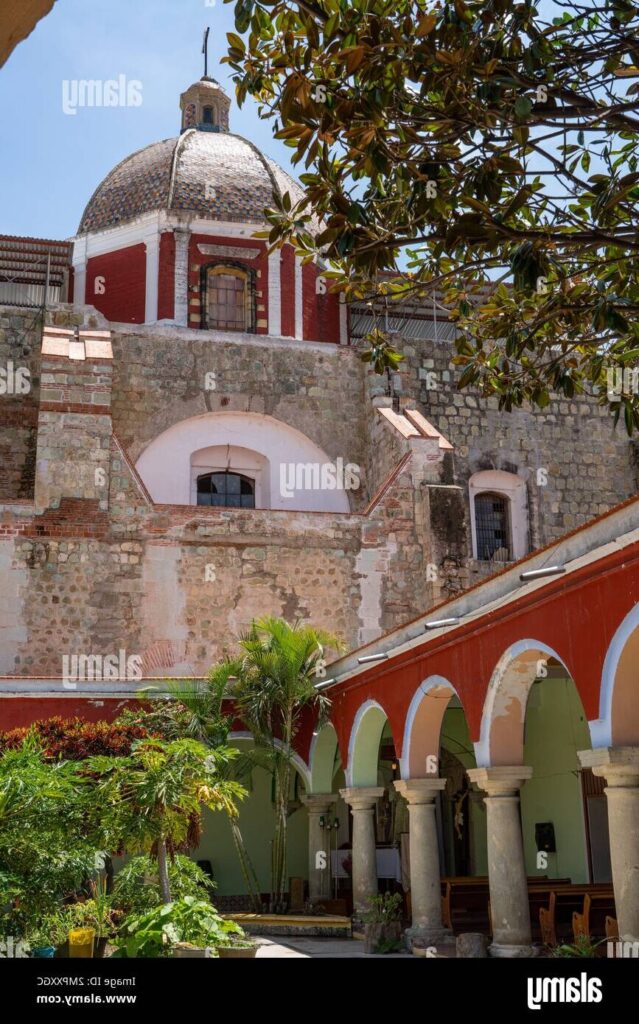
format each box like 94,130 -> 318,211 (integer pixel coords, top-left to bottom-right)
606,916 -> 619,940
538,886 -> 614,946
572,892 -> 616,943
441,877 -> 570,932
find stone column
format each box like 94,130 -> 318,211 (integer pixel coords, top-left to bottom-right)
394,778 -> 452,948
340,786 -> 384,924
301,793 -> 337,903
467,766 -> 534,957
173,227 -> 191,327
578,747 -> 639,943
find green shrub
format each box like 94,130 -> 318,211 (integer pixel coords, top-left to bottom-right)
112,855 -> 215,914
362,892 -> 403,924
113,896 -> 243,958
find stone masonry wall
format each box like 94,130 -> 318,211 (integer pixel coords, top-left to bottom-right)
110,322 -> 370,509
0,300 -> 637,688
392,334 -> 638,552
0,308 -> 42,501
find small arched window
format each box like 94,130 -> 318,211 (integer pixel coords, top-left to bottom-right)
196,471 -> 255,509
202,106 -> 214,125
474,491 -> 511,561
203,264 -> 254,332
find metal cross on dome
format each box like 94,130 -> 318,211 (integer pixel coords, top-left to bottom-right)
202,27 -> 210,79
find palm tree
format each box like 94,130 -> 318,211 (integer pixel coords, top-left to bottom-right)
85,738 -> 245,904
214,617 -> 342,912
124,675 -> 264,912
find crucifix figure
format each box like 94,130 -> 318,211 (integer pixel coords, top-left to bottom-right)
202,27 -> 210,79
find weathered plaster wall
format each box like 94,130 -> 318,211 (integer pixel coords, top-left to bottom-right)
0,302 -> 636,689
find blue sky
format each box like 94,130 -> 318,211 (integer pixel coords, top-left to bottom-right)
0,0 -> 294,240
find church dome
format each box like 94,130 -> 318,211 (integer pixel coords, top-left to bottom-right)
77,78 -> 305,235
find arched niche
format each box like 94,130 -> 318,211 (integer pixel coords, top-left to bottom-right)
135,410 -> 352,512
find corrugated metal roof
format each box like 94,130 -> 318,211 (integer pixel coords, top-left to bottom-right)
350,307 -> 457,342
0,236 -> 71,307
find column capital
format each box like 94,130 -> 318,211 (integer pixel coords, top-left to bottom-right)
578,746 -> 639,787
394,778 -> 446,804
340,786 -> 384,810
301,793 -> 338,814
467,765 -> 532,797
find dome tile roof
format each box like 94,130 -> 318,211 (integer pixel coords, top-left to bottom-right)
78,130 -> 305,235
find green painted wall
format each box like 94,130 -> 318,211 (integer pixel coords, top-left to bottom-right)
521,676 -> 591,883
194,744 -> 308,896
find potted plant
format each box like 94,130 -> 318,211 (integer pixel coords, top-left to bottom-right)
362,893 -> 404,954
67,882 -> 114,958
216,932 -> 259,959
27,912 -> 71,958
26,924 -> 56,959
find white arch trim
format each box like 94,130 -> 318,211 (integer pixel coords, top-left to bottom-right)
308,721 -> 339,792
135,410 -> 351,512
345,699 -> 387,787
399,675 -> 459,780
592,603 -> 639,749
469,469 -> 528,562
475,638 -> 567,768
229,730 -> 311,789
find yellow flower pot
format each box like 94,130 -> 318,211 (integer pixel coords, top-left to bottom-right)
68,928 -> 95,958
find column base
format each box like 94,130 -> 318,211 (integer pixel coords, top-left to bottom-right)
489,942 -> 535,958
405,925 -> 454,951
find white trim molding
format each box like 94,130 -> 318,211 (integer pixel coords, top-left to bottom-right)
294,255 -> 304,340
268,248 -> 282,337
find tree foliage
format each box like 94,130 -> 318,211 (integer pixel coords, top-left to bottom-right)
224,0 -> 639,429
0,716 -> 149,759
210,616 -> 341,908
84,738 -> 245,903
0,739 -> 98,929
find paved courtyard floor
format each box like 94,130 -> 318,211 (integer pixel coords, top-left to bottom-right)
255,936 -> 457,958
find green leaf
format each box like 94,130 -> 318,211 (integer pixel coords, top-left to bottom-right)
235,0 -> 254,34
514,95 -> 533,119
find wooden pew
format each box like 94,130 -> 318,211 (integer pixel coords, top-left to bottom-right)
441,877 -> 570,932
572,892 -> 616,943
537,886 -> 614,946
606,916 -> 619,941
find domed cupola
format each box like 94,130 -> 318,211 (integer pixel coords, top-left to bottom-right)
71,64 -> 343,345
180,77 -> 231,134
